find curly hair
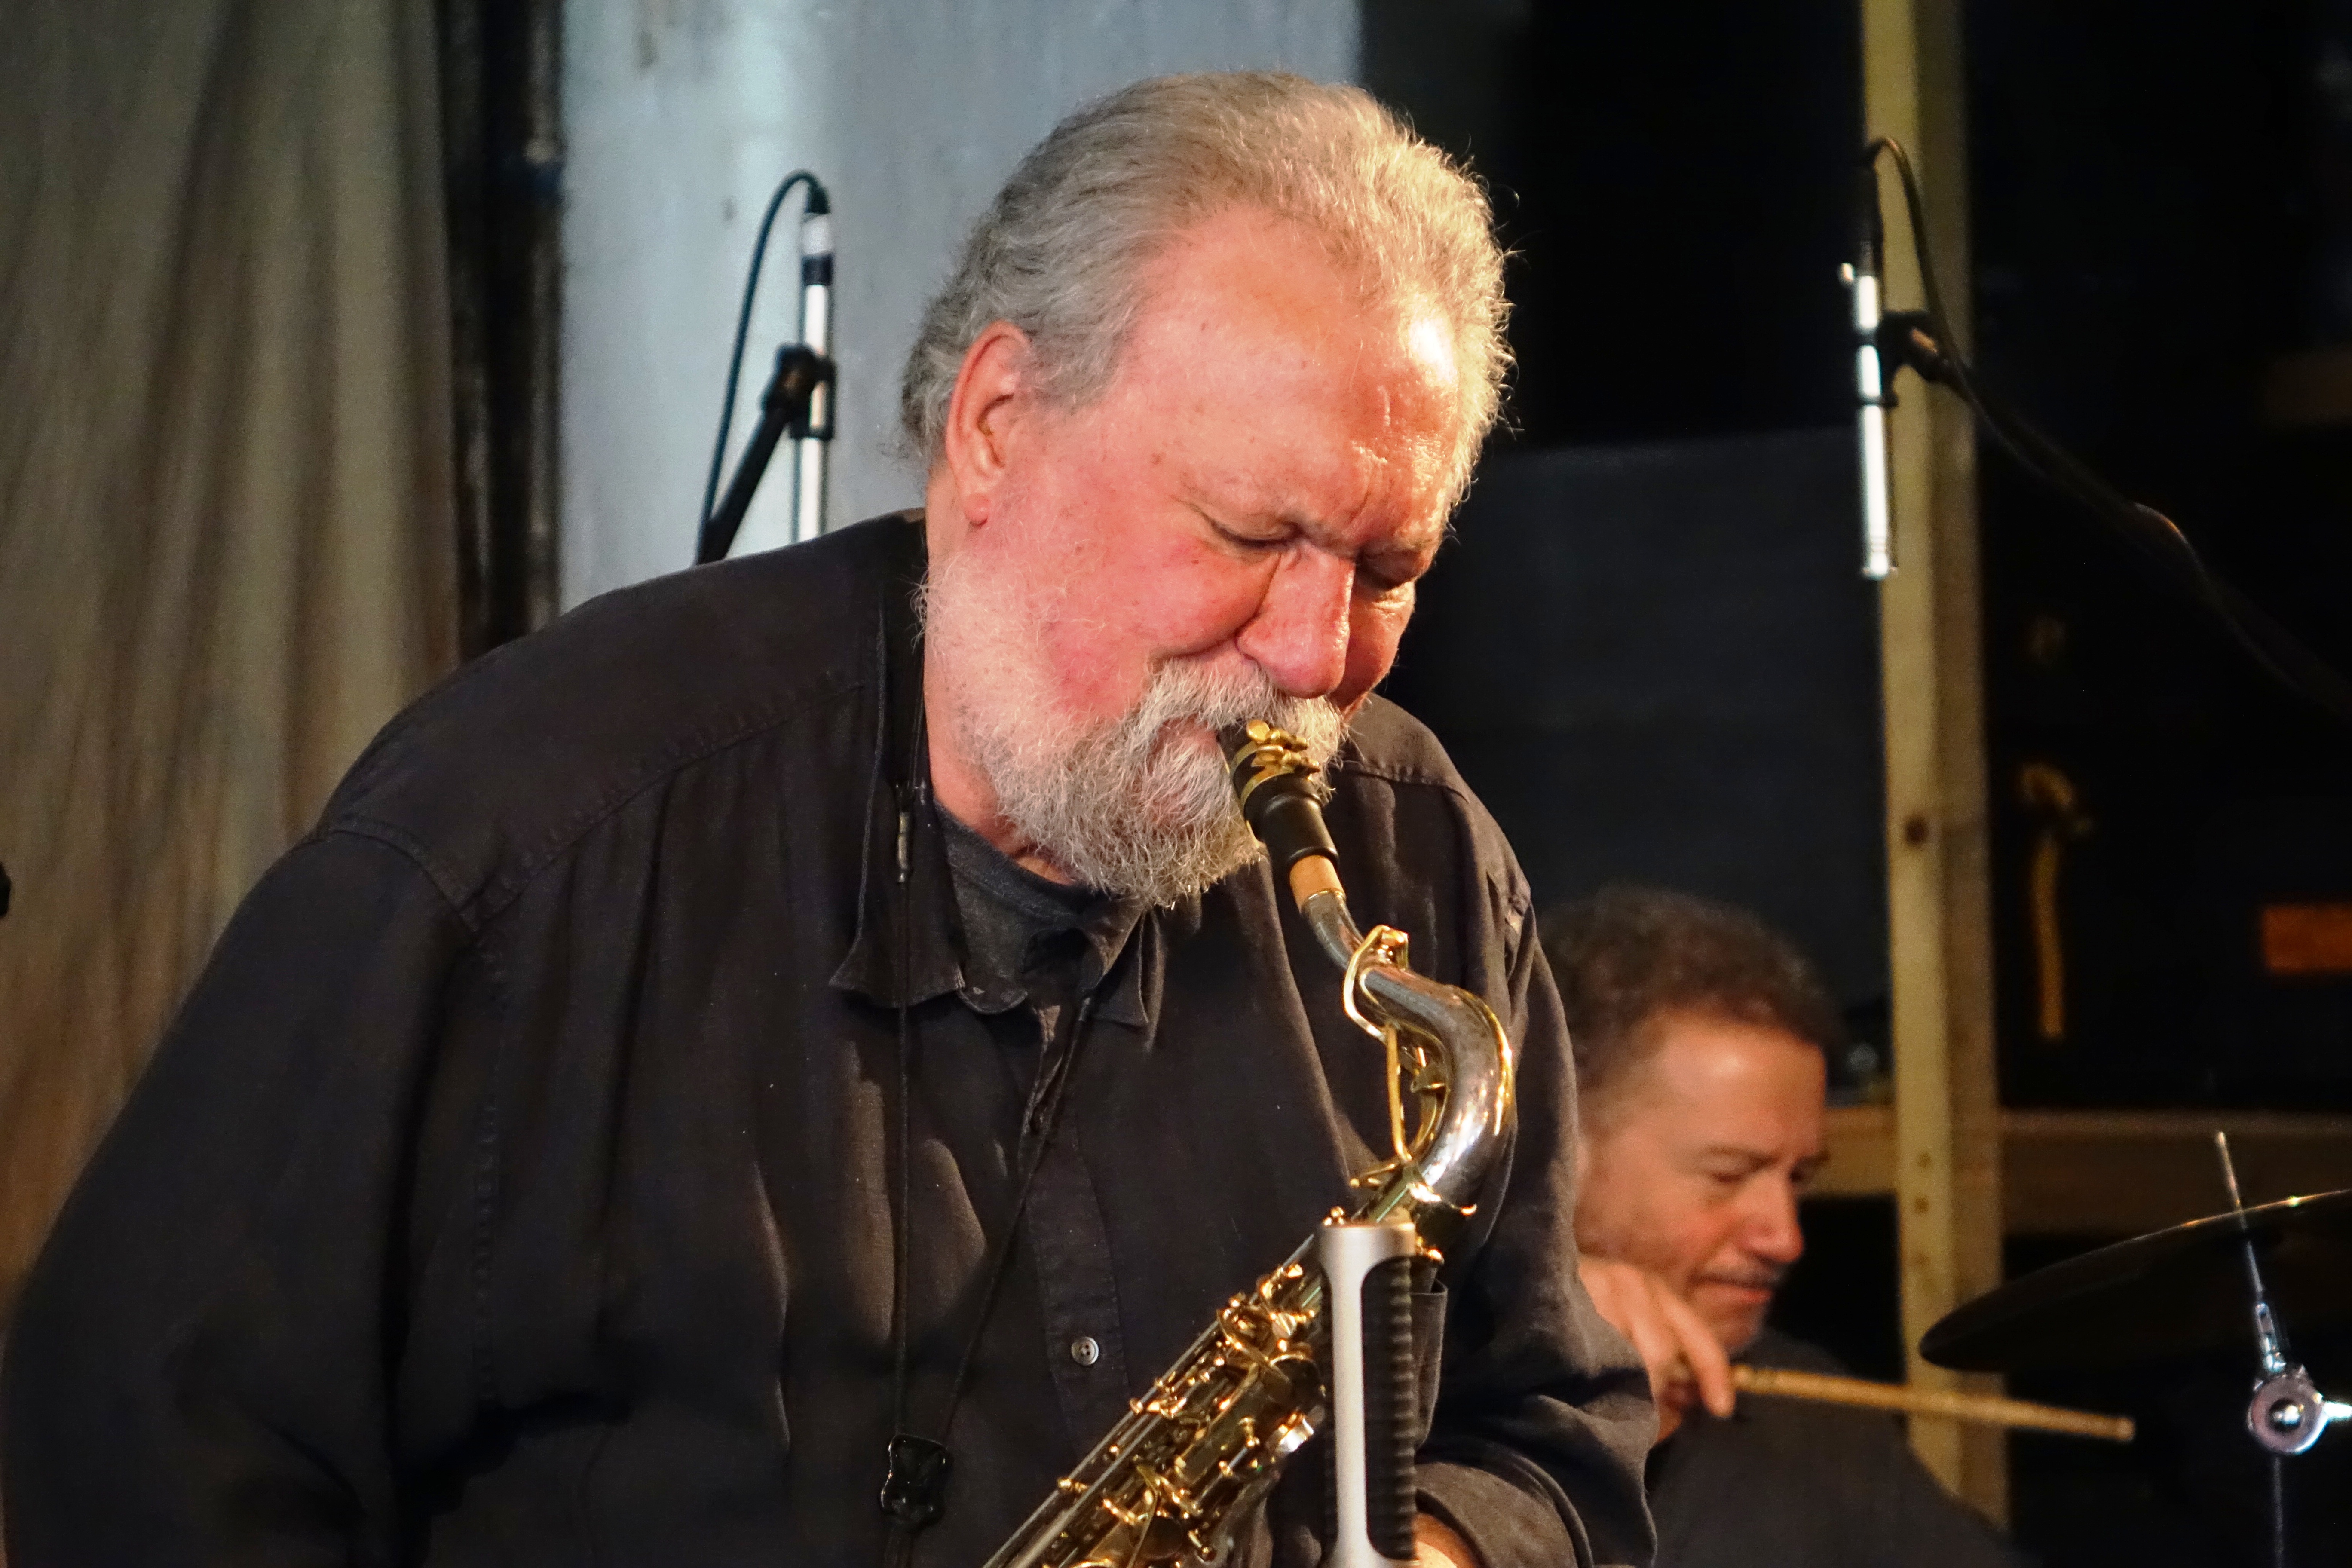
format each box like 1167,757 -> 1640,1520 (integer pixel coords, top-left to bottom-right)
1541,885 -> 1842,1120
899,71 -> 1509,514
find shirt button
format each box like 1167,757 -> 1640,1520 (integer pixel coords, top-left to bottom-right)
1069,1335 -> 1101,1366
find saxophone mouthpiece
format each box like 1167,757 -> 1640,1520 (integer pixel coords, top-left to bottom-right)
1223,720 -> 1343,911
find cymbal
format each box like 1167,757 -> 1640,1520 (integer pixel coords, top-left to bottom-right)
1922,1189 -> 2352,1374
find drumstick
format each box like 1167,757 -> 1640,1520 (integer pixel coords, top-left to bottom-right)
1732,1364 -> 2135,1443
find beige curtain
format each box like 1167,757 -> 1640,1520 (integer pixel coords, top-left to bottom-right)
0,0 -> 459,1324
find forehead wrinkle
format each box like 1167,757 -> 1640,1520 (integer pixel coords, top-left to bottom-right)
1273,445 -> 1442,563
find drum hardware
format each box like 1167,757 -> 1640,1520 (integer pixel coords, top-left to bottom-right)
2245,1365 -> 2352,1458
2209,1133 -> 2352,1465
1920,1187 -> 2352,1375
1926,1139 -> 2352,1566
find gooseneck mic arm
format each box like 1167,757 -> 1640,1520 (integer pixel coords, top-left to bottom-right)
1855,137 -> 2352,731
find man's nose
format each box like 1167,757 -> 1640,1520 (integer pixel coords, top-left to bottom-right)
1232,547 -> 1354,699
1744,1175 -> 1806,1270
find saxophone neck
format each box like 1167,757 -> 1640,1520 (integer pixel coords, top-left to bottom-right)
1221,722 -> 1516,1220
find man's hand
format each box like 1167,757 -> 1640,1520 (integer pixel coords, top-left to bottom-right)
1576,1255 -> 1735,1443
1414,1513 -> 1480,1568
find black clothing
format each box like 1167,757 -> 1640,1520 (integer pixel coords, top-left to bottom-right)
3,515 -> 1653,1567
1648,1330 -> 2022,1568
936,805 -> 1132,1029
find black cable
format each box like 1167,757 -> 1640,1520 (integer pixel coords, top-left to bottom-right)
886,818 -> 919,1523
1865,140 -> 1979,416
698,170 -> 830,541
939,992 -> 1098,1429
882,677 -> 931,1562
872,638 -> 1106,1558
879,989 -> 1098,1568
1867,138 -> 2352,730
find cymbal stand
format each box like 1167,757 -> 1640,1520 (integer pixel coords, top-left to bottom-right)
2214,1133 -> 2352,1568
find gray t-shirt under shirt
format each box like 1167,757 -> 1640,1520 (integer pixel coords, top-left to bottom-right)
936,807 -> 1138,1040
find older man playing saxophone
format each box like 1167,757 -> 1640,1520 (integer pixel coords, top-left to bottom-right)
4,73 -> 1652,1568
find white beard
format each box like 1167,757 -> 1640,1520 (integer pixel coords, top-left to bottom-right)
921,539 -> 1348,906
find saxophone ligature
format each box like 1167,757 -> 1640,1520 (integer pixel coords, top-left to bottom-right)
980,720 -> 1517,1568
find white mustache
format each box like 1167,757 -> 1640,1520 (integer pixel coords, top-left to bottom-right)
1120,657 -> 1345,766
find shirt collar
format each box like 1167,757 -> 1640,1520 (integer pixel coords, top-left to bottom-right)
1063,895 -> 1150,1027
835,790 -> 1155,1029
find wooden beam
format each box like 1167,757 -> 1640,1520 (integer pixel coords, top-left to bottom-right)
1816,1105 -> 2352,1236
1861,0 -> 2006,1520
2002,1110 -> 2352,1233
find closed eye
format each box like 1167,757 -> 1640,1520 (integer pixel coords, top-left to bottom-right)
1193,502 -> 1436,594
1695,1150 -> 1773,1187
1194,505 -> 1290,554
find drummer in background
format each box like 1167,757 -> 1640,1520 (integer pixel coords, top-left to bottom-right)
1547,885 -> 2022,1568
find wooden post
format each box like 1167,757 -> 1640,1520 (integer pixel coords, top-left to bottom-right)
1861,0 -> 2009,1523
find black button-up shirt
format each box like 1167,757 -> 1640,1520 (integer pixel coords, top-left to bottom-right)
3,515 -> 1654,1567
931,808 -> 1145,1451
1648,1332 -> 2019,1568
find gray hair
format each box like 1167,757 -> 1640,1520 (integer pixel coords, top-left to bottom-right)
900,72 -> 1509,508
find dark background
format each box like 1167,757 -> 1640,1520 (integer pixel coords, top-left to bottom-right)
1968,1 -> 2352,1112
1362,1 -> 2352,1559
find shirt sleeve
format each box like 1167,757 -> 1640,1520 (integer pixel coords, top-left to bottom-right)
1413,895 -> 1657,1568
1,828 -> 472,1566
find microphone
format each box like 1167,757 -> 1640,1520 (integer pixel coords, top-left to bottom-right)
791,189 -> 834,545
1846,154 -> 1894,580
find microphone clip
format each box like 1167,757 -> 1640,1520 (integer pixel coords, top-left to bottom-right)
768,343 -> 837,442
1873,310 -> 1947,393
694,343 -> 838,565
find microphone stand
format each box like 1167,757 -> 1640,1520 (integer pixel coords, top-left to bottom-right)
695,174 -> 836,566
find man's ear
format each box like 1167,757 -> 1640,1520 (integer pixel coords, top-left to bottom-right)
938,321 -> 1035,527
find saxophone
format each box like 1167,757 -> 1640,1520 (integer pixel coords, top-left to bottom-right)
980,721 -> 1518,1568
